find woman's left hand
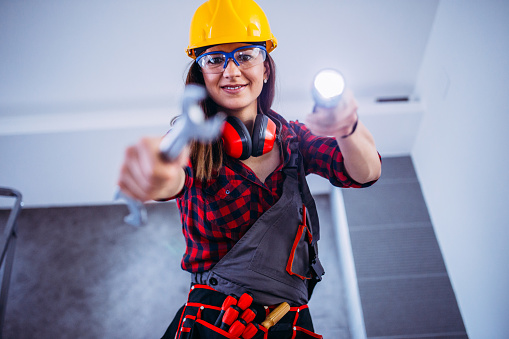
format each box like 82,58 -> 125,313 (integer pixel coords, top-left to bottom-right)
304,88 -> 358,139
304,88 -> 381,184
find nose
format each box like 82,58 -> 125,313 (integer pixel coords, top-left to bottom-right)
223,58 -> 241,77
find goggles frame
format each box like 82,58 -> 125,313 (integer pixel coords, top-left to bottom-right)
196,45 -> 267,74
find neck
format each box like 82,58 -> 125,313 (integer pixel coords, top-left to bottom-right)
225,105 -> 259,132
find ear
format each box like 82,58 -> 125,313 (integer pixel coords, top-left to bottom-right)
263,60 -> 270,82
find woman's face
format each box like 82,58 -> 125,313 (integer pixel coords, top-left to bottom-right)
201,43 -> 268,117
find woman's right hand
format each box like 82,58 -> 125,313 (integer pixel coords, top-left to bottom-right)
117,137 -> 189,202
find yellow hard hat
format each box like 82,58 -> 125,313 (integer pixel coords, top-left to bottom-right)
186,0 -> 278,59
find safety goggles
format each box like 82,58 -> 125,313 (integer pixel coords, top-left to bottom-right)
196,45 -> 267,74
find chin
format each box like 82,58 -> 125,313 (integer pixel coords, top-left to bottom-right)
219,100 -> 255,113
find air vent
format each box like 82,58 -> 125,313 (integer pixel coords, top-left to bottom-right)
376,96 -> 409,103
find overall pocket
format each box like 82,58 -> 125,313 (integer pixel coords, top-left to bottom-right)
247,195 -> 310,303
286,204 -> 313,280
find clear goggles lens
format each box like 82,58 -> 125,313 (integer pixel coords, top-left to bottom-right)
196,46 -> 267,74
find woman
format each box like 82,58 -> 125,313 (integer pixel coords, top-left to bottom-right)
118,0 -> 381,337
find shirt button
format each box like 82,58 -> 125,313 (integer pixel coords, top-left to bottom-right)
209,277 -> 218,286
225,189 -> 230,195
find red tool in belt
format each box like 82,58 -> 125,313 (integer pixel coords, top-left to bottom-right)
241,322 -> 259,339
229,319 -> 248,336
214,294 -> 238,328
216,292 -> 262,337
236,292 -> 253,310
240,308 -> 257,323
220,305 -> 242,331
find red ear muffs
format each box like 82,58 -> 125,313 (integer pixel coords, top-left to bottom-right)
222,116 -> 252,160
221,115 -> 277,160
251,114 -> 277,157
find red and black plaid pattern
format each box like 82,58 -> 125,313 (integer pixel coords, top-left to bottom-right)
176,110 -> 377,272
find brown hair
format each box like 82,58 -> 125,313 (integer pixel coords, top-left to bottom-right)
185,53 -> 277,181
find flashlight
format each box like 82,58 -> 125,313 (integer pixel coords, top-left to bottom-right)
312,69 -> 346,109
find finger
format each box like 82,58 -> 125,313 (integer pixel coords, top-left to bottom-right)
120,167 -> 150,201
305,111 -> 344,135
135,138 -> 162,186
305,123 -> 336,137
306,110 -> 337,127
118,161 -> 150,202
341,89 -> 359,118
136,137 -> 183,196
120,144 -> 157,201
174,145 -> 191,168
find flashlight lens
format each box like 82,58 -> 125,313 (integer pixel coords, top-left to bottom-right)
314,70 -> 345,99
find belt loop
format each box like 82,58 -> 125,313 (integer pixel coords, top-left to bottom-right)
191,271 -> 211,285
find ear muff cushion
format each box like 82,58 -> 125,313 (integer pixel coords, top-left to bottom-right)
251,114 -> 267,157
221,116 -> 252,160
252,114 -> 277,157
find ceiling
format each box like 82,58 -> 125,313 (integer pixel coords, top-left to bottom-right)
0,0 -> 439,139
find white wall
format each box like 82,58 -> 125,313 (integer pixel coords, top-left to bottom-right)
0,1 -> 437,111
0,98 -> 423,208
0,126 -> 169,208
0,0 -> 433,207
412,1 -> 509,338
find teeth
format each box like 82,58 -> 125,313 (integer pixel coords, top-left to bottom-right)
224,86 -> 243,90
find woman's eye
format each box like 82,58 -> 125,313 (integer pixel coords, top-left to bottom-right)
237,49 -> 260,63
237,54 -> 253,62
206,55 -> 225,65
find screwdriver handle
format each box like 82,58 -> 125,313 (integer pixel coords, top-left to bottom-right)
228,319 -> 247,337
237,292 -> 254,310
261,302 -> 290,329
220,305 -> 242,331
241,323 -> 259,339
240,308 -> 257,323
214,294 -> 238,327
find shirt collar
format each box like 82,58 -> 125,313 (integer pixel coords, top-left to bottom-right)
266,110 -> 297,168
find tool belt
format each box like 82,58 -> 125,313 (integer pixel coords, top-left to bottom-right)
166,284 -> 323,339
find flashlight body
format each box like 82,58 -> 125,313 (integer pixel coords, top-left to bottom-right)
312,69 -> 346,109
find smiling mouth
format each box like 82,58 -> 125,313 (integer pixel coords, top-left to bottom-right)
221,85 -> 247,90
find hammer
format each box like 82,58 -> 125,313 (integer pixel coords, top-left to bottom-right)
116,84 -> 225,226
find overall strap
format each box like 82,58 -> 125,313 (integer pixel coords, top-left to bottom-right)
285,142 -> 320,245
286,141 -> 325,296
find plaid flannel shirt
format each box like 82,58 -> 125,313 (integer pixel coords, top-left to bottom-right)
175,110 -> 377,272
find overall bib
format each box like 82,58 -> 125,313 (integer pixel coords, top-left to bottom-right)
163,143 -> 325,339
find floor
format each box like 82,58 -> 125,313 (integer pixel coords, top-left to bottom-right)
342,156 -> 467,338
0,156 -> 468,338
0,194 -> 349,339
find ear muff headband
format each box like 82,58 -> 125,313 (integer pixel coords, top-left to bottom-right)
222,114 -> 277,160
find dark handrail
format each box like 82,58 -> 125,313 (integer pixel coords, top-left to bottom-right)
0,187 -> 23,339
0,188 -> 22,262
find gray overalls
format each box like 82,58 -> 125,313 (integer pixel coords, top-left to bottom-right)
192,142 -> 325,306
